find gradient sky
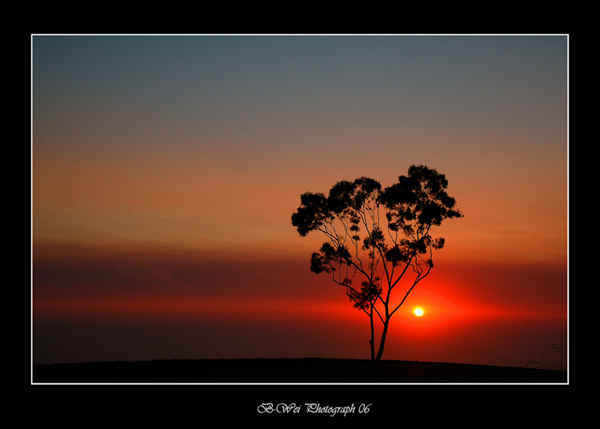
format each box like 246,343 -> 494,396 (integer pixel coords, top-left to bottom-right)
32,34 -> 568,369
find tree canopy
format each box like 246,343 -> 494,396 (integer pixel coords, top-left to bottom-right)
292,164 -> 463,360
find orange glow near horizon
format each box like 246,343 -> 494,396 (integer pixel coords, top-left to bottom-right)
33,242 -> 566,328
32,239 -> 567,367
33,294 -> 357,322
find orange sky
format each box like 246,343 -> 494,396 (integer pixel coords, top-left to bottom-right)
32,35 -> 568,368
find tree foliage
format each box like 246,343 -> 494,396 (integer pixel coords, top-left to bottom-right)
291,164 -> 463,360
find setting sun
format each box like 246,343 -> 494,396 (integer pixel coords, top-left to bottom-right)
414,308 -> 424,317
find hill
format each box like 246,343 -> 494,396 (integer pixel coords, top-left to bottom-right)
32,358 -> 567,383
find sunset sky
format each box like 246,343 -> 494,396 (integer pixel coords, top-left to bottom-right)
32,34 -> 568,369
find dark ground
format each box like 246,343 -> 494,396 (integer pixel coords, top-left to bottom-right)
32,358 -> 567,383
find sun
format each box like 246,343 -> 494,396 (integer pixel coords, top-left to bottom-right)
414,308 -> 424,317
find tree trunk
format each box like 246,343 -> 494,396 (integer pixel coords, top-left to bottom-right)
369,314 -> 375,360
375,321 -> 389,361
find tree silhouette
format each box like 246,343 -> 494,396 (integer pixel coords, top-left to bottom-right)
292,165 -> 463,360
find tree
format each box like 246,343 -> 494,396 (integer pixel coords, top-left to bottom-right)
291,165 -> 463,360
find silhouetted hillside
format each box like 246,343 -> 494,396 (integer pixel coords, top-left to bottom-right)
32,358 -> 567,383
